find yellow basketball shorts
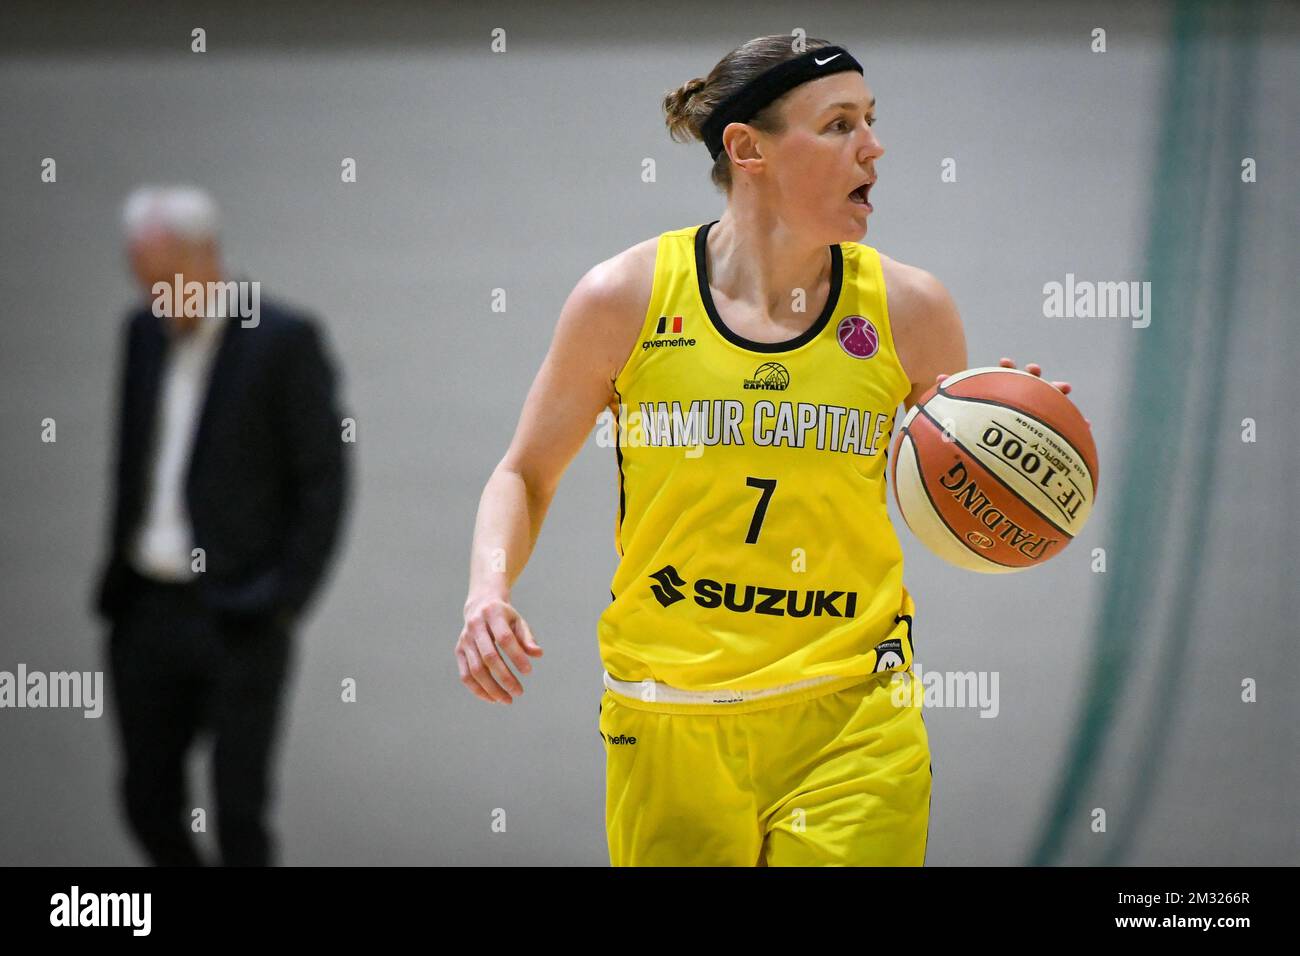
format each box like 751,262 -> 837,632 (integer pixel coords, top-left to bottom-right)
599,671 -> 932,866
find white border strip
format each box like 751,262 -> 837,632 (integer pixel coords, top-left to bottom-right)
603,670 -> 847,706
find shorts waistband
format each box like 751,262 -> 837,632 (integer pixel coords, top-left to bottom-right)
602,670 -> 870,712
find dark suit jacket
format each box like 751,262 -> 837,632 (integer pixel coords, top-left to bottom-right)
94,296 -> 349,627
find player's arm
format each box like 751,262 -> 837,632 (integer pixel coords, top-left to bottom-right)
882,257 -> 969,414
457,252 -> 647,704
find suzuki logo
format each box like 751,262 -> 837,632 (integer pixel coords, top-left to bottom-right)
648,565 -> 686,607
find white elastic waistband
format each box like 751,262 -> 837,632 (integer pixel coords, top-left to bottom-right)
602,670 -> 845,706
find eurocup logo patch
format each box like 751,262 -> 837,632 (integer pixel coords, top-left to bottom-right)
837,314 -> 879,359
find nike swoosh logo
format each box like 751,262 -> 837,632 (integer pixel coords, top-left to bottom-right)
814,54 -> 841,65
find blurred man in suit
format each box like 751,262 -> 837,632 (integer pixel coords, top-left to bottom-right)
93,185 -> 349,866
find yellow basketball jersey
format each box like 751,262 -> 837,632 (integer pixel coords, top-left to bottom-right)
598,220 -> 917,692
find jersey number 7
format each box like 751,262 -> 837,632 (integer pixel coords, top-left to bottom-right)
745,477 -> 777,544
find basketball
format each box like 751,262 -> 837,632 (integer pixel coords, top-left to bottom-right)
890,367 -> 1099,572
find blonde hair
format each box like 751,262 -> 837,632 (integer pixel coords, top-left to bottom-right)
662,35 -> 838,193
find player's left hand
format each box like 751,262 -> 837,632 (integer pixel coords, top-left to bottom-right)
936,358 -> 1090,428
998,357 -> 1070,394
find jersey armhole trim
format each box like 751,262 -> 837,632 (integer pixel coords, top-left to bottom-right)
869,246 -> 913,405
612,232 -> 668,393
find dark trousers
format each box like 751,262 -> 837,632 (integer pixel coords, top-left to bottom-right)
104,570 -> 294,866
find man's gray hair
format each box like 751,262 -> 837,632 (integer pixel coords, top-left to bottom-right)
122,185 -> 220,241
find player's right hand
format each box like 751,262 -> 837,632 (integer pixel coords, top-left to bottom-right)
456,595 -> 544,704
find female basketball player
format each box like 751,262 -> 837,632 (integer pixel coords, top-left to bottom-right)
456,36 -> 1077,866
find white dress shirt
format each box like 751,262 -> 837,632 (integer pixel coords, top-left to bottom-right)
129,313 -> 229,582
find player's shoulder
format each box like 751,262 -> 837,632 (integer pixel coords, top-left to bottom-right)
575,221 -> 711,313
874,249 -> 943,299
872,250 -> 959,325
567,232 -> 662,337
581,233 -> 659,304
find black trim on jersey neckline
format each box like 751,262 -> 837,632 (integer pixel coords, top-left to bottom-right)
694,219 -> 843,354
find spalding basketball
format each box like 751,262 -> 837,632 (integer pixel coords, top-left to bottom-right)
889,367 -> 1099,572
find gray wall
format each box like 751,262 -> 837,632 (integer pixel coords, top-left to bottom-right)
0,0 -> 1294,865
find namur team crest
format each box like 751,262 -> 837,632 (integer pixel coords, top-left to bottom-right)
837,314 -> 879,359
742,361 -> 790,390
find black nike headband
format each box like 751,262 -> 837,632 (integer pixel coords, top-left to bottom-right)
701,45 -> 864,162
